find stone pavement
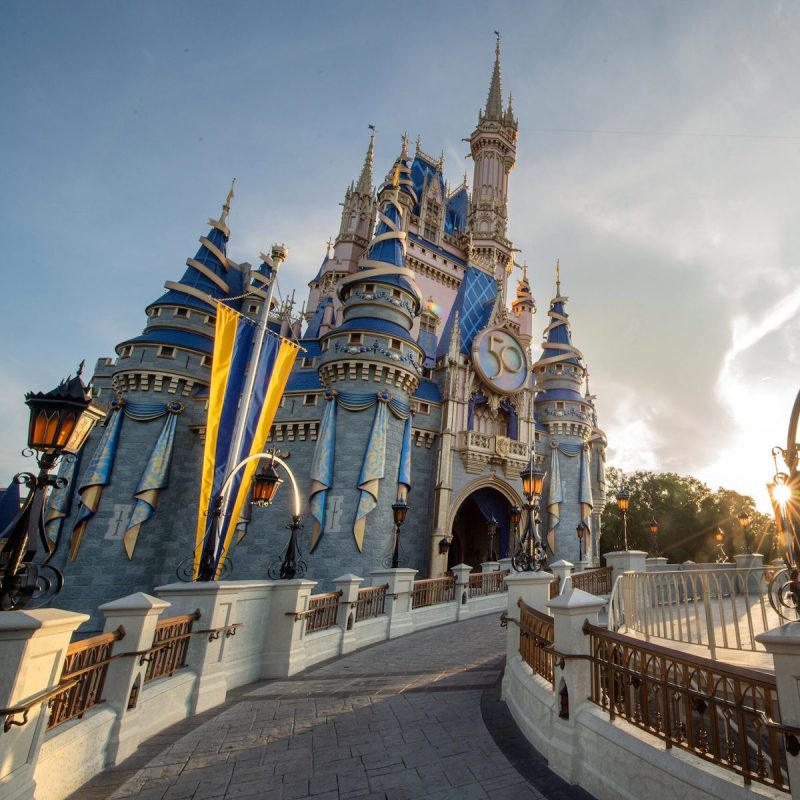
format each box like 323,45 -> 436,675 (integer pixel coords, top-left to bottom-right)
69,614 -> 593,800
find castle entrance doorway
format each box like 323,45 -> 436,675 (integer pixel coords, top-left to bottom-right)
447,487 -> 512,571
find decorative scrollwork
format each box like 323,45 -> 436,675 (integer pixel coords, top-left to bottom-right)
175,555 -> 234,583
767,567 -> 800,621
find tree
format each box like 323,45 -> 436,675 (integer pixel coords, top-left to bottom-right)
600,468 -> 776,564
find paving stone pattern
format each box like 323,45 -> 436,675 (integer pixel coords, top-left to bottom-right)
69,615 -> 593,800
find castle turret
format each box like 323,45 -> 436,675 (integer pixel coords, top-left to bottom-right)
511,262 -> 536,349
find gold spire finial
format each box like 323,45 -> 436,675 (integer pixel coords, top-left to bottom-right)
522,260 -> 528,281
401,132 -> 409,159
494,29 -> 501,56
325,237 -> 334,258
556,259 -> 561,293
220,177 -> 236,225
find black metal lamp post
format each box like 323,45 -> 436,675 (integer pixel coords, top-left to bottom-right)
512,458 -> 547,572
487,515 -> 498,562
615,489 -> 631,550
737,511 -> 752,554
648,518 -> 659,557
0,364 -> 103,610
391,499 -> 409,569
576,521 -> 589,562
509,505 -> 522,558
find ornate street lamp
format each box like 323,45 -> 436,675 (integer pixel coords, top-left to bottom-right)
615,489 -> 631,551
251,460 -> 283,507
487,515 -> 498,562
0,364 -> 103,610
715,528 -> 728,563
391,499 -> 409,569
512,457 -> 547,572
648,518 -> 659,557
737,510 -> 753,554
509,504 -> 522,558
576,521 -> 589,562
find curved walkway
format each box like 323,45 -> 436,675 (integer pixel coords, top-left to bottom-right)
70,614 -> 593,800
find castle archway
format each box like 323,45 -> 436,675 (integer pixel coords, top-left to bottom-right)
447,479 -> 524,571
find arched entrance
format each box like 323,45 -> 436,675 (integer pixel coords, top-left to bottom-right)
447,487 -> 513,571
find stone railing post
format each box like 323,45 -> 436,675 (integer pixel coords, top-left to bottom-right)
498,556 -> 513,574
333,574 -> 363,655
734,552 -> 764,595
546,588 -> 606,782
549,559 -> 573,595
604,550 -> 648,589
450,563 -> 472,620
481,560 -> 500,573
0,608 -> 88,800
756,623 -> 800,793
369,568 -> 417,639
502,571 -> 554,664
261,579 -> 316,678
99,592 -> 170,766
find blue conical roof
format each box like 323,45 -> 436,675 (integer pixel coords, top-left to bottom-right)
537,287 -> 584,368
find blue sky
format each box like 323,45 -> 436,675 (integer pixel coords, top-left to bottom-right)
3,1 -> 800,509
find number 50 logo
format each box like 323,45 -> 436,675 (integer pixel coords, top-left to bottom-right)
472,326 -> 529,394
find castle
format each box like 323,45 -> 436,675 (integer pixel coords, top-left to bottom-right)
43,38 -> 608,623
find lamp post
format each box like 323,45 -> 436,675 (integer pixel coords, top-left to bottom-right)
0,364 -> 103,610
391,499 -> 409,569
193,451 -> 303,582
616,489 -> 631,551
487,515 -> 498,562
648,518 -> 659,557
576,521 -> 589,562
509,504 -> 522,558
715,528 -> 728,563
737,510 -> 753,555
512,457 -> 547,572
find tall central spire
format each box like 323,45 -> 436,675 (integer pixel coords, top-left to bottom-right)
355,127 -> 375,195
484,31 -> 503,120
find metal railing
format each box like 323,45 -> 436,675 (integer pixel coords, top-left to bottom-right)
46,626 -> 125,730
411,576 -> 456,609
467,570 -> 509,597
305,591 -> 342,633
144,611 -> 199,682
584,621 -> 789,791
608,567 -> 782,657
355,584 -> 388,621
549,574 -> 562,599
571,566 -> 612,596
518,598 -> 555,686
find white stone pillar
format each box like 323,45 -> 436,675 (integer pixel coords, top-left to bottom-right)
502,571 -> 554,664
369,568 -> 417,639
575,559 -> 590,573
756,623 -> 800,794
261,579 -> 316,678
451,563 -> 472,620
645,556 -> 668,571
333,574 -> 363,654
546,588 -> 606,783
498,557 -> 513,574
99,592 -> 170,765
734,552 -> 764,595
604,550 -> 648,589
481,560 -> 500,573
549,559 -> 573,596
0,608 -> 88,800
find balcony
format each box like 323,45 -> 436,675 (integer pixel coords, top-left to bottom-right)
455,430 -> 529,476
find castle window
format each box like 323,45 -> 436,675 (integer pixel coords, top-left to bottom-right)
149,308 -> 161,318
416,402 -> 430,415
201,355 -> 212,368
365,284 -> 374,292
390,338 -> 402,351
349,333 -> 362,345
556,402 -> 565,410
158,346 -> 176,359
392,289 -> 401,299
175,308 -> 189,318
303,394 -> 317,406
302,357 -> 315,368
248,303 -> 259,314
322,340 -> 329,351
555,364 -> 563,374
119,345 -> 133,358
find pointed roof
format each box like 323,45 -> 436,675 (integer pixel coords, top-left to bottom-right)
355,129 -> 375,195
484,33 -> 504,121
536,264 -> 584,368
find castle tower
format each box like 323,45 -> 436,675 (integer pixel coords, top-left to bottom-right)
533,265 -> 598,565
310,177 -> 426,576
511,263 -> 536,349
468,34 -> 518,281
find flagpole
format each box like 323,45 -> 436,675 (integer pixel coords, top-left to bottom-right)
222,244 -> 288,508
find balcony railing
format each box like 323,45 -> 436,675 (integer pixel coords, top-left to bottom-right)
46,626 -> 125,730
468,570 -> 509,598
584,621 -> 788,791
355,584 -> 388,622
518,598 -> 555,686
549,575 -> 562,599
305,591 -> 342,633
144,611 -> 199,683
571,566 -> 612,596
411,576 -> 456,609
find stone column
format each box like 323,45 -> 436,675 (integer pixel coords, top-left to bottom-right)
604,550 -> 647,588
261,579 -> 317,678
451,563 -> 472,620
502,571 -> 554,663
734,552 -> 764,595
549,559 -> 573,597
756,623 -> 800,793
498,557 -> 513,574
645,556 -> 668,571
546,588 -> 606,783
369,568 -> 417,639
99,592 -> 170,765
481,560 -> 500,573
575,559 -> 590,573
0,608 -> 88,800
333,574 -> 364,655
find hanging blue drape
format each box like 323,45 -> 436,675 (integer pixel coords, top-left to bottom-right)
471,488 -> 511,559
309,392 -> 337,551
0,481 -> 21,540
579,445 -> 593,526
500,399 -> 518,440
468,392 -> 517,440
44,451 -> 81,544
397,415 -> 412,500
353,397 -> 389,551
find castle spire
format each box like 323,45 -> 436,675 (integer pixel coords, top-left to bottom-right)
484,31 -> 503,120
355,127 -> 375,195
219,178 -> 236,227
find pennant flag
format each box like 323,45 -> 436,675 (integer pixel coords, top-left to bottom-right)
194,302 -> 299,578
546,445 -> 562,554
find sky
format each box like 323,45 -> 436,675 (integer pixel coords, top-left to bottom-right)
2,0 -> 800,511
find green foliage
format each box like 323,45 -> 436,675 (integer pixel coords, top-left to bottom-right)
601,468 -> 776,563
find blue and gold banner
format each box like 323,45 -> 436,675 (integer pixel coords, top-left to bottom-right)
194,302 -> 299,578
